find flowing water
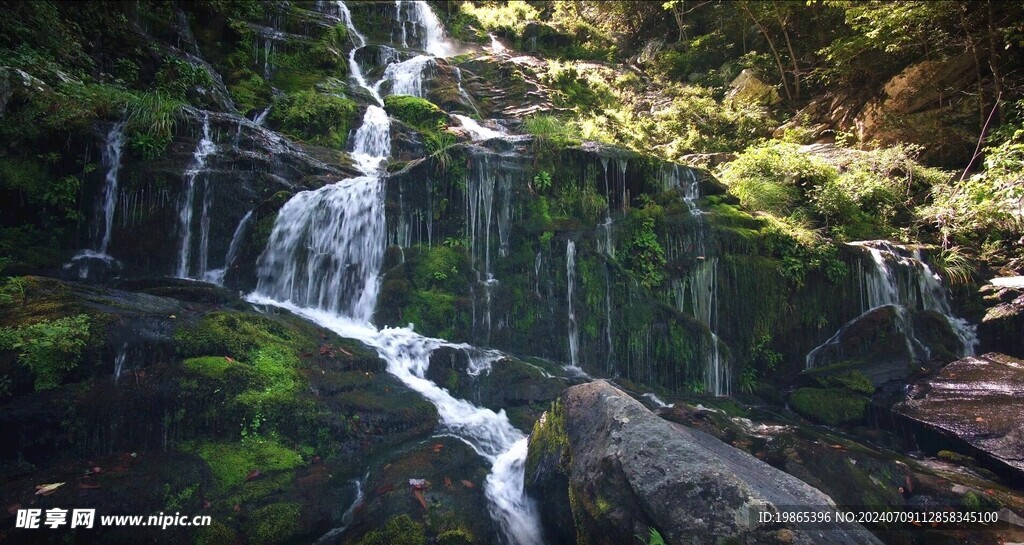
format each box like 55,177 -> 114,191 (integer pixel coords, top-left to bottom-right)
202,210 -> 253,285
251,4 -> 544,543
806,241 -> 979,368
176,114 -> 216,278
566,240 -> 580,369
98,121 -> 126,254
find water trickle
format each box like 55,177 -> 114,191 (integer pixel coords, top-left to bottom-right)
176,114 -> 216,278
253,106 -> 271,126
202,210 -> 253,285
566,240 -> 580,368
113,342 -> 128,382
313,477 -> 366,545
98,121 -> 126,254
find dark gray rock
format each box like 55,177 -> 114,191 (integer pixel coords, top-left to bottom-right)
978,282 -> 1024,358
894,352 -> 1024,485
527,380 -> 882,545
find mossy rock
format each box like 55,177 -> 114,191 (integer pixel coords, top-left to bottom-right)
269,91 -> 358,148
384,95 -> 447,132
247,501 -> 302,545
355,514 -> 426,545
789,387 -> 868,426
191,438 -> 304,492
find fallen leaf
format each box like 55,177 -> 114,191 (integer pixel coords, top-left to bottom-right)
830,444 -> 845,450
246,470 -> 261,481
376,484 -> 394,495
91,466 -> 102,474
339,348 -> 353,357
225,356 -> 235,363
78,483 -> 101,490
233,504 -> 241,513
413,489 -> 427,510
976,417 -> 986,422
7,503 -> 21,515
444,477 -> 452,488
34,483 -> 64,496
203,501 -> 211,509
433,443 -> 444,453
461,480 -> 474,489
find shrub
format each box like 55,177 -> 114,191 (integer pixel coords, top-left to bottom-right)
0,313 -> 90,390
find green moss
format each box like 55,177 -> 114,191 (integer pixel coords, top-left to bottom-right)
192,438 -> 303,492
183,356 -> 235,379
356,514 -> 426,545
412,245 -> 468,292
437,528 -> 475,545
269,90 -> 358,148
249,502 -> 301,545
193,521 -> 236,545
175,311 -> 309,361
526,397 -> 569,476
789,388 -> 868,426
808,370 -> 875,395
384,94 -> 447,132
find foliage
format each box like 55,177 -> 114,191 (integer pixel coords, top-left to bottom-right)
270,91 -> 358,148
921,114 -> 1024,247
0,314 -> 90,390
425,131 -> 458,173
522,114 -> 581,151
932,247 -> 977,286
620,199 -> 667,289
638,527 -> 666,545
458,1 -> 539,36
156,57 -> 214,100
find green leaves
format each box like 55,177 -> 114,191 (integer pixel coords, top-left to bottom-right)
0,313 -> 91,390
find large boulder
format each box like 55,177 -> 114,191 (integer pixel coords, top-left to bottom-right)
526,380 -> 881,545
978,279 -> 1024,358
894,352 -> 1024,485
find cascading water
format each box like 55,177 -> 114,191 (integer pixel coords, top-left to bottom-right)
202,210 -> 253,285
856,241 -> 978,354
566,240 -> 580,368
252,6 -> 544,542
176,114 -> 216,278
664,164 -> 729,396
98,121 -> 126,254
63,122 -> 127,280
806,241 -> 979,368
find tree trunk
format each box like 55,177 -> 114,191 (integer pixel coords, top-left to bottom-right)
741,1 -> 793,104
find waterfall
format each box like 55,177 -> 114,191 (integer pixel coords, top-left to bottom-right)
351,105 -> 392,172
98,121 -> 126,254
395,0 -> 450,57
852,241 -> 978,356
197,178 -> 213,277
176,114 -> 216,278
313,477 -> 366,545
566,240 -> 580,368
254,176 -> 385,322
374,54 -> 435,98
202,210 -> 253,285
251,7 -> 543,541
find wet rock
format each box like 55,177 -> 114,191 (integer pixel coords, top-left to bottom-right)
894,352 -> 1024,485
805,305 -> 957,387
978,282 -> 1024,358
527,380 -> 881,545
